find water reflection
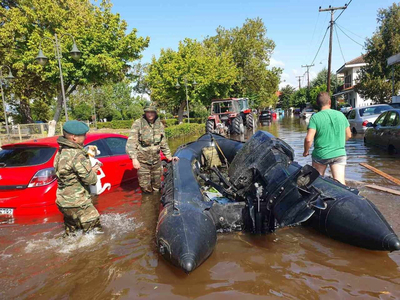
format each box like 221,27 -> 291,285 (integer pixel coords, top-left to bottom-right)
1,116 -> 399,299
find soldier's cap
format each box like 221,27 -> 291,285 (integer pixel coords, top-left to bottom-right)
63,120 -> 90,135
144,104 -> 157,112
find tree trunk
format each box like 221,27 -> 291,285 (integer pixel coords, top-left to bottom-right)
177,100 -> 186,123
19,98 -> 33,123
53,91 -> 64,122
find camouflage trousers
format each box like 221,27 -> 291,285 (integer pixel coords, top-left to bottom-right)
138,160 -> 162,193
57,203 -> 101,236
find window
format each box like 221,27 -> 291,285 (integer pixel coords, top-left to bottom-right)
360,105 -> 390,117
374,112 -> 388,126
348,110 -> 356,119
0,147 -> 56,167
105,137 -> 127,156
238,99 -> 249,110
384,111 -> 399,127
212,103 -> 221,114
86,140 -> 109,157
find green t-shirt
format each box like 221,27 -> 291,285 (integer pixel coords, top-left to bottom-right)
308,109 -> 350,160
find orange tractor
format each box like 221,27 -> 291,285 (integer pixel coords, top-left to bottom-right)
205,98 -> 255,135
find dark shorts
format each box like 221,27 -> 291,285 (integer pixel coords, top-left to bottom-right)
312,155 -> 347,166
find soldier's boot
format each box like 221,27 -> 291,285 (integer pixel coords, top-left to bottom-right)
82,218 -> 103,234
61,208 -> 80,237
79,204 -> 102,234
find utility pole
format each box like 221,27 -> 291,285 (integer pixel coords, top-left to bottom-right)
301,64 -> 314,89
295,76 -> 303,89
319,4 -> 347,93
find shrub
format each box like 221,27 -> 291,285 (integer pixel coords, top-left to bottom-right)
165,119 -> 179,127
182,117 -> 205,124
97,120 -> 133,129
164,123 -> 205,139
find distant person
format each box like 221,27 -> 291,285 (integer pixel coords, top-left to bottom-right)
126,104 -> 179,193
54,120 -> 102,236
303,92 -> 351,185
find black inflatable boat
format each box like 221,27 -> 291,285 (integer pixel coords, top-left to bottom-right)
156,132 -> 400,273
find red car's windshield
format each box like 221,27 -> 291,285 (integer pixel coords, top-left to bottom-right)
0,147 -> 56,167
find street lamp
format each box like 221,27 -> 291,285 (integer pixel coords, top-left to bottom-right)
35,33 -> 82,121
0,65 -> 14,140
175,75 -> 197,123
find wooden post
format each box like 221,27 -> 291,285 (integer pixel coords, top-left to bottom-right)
17,124 -> 22,141
360,163 -> 400,186
40,123 -> 45,137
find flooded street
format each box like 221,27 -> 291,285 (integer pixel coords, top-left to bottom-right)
1,116 -> 400,299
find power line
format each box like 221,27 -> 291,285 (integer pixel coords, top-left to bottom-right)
336,22 -> 364,40
336,24 -> 364,47
310,26 -> 330,66
334,24 -> 346,64
334,0 -> 352,22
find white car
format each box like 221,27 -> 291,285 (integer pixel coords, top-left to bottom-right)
301,108 -> 315,119
340,103 -> 352,114
347,104 -> 391,134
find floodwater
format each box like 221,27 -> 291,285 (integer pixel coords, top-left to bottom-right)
1,115 -> 400,299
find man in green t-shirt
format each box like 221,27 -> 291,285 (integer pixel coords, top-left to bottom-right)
303,92 -> 351,185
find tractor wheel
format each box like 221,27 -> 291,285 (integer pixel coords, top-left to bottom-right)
232,116 -> 244,135
246,113 -> 254,129
206,120 -> 214,134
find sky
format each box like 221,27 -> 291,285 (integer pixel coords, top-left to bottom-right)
111,0 -> 395,90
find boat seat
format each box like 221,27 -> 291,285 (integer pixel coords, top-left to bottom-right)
202,146 -> 222,168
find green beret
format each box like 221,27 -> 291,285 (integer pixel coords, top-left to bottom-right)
144,104 -> 157,112
63,120 -> 89,135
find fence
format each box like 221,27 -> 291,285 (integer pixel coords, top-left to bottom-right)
0,122 -> 92,147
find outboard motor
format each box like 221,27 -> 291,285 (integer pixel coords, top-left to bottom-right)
228,131 -> 323,233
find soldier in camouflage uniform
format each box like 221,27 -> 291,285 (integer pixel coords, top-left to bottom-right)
126,105 -> 178,193
54,120 -> 102,236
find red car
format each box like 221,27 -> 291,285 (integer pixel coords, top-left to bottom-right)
0,133 -> 138,217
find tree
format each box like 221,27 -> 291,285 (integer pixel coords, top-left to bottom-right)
311,68 -> 341,93
205,18 -> 281,108
69,81 -> 144,122
0,0 -> 149,123
356,3 -> 400,103
291,88 -> 308,108
146,38 -> 238,122
279,85 -> 296,109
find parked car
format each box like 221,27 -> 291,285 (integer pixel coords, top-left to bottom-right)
340,103 -> 352,114
301,108 -> 315,119
293,108 -> 301,115
390,103 -> 400,109
259,110 -> 272,121
346,104 -> 391,134
0,133 -> 138,217
364,109 -> 400,154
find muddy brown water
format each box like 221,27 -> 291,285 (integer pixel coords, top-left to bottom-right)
1,116 -> 399,299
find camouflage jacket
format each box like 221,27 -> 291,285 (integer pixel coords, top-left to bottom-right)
126,116 -> 172,165
54,137 -> 97,208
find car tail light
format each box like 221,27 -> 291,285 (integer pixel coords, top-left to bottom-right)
28,168 -> 57,188
362,120 -> 369,127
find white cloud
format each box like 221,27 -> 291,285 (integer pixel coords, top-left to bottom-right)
270,58 -> 285,67
292,69 -> 298,75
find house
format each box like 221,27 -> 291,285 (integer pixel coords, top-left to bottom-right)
333,55 -> 373,108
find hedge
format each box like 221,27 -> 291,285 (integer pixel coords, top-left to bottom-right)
164,123 -> 205,139
164,119 -> 179,127
97,120 -> 132,129
182,117 -> 206,124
